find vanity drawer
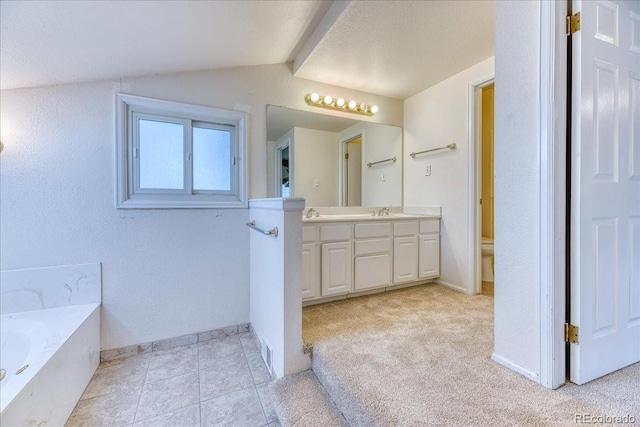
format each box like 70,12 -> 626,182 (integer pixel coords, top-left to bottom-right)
354,238 -> 391,256
302,225 -> 316,243
354,222 -> 391,239
320,224 -> 351,242
394,221 -> 419,236
420,220 -> 440,234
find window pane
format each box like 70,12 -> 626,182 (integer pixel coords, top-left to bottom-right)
139,119 -> 184,189
193,127 -> 231,191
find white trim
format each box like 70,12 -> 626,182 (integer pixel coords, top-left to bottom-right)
467,73 -> 495,296
538,0 -> 568,390
275,132 -> 292,198
434,279 -> 467,293
491,353 -> 541,382
338,127 -> 365,206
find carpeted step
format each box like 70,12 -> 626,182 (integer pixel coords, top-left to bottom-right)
311,342 -> 375,426
270,370 -> 349,427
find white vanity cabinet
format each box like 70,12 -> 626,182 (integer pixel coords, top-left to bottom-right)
393,221 -> 420,284
353,222 -> 392,291
418,219 -> 440,279
302,215 -> 440,304
319,224 -> 352,297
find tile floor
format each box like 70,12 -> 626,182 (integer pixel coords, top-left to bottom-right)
66,333 -> 280,427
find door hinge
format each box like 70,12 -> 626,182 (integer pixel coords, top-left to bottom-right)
134,148 -> 139,158
566,12 -> 581,35
345,153 -> 349,160
564,323 -> 579,344
232,156 -> 237,166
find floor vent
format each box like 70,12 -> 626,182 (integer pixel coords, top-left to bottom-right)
266,345 -> 273,371
259,336 -> 273,374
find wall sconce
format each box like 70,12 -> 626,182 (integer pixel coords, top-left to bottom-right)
304,93 -> 378,116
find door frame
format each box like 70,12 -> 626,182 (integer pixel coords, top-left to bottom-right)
539,0 -> 568,389
338,129 -> 365,206
275,136 -> 292,198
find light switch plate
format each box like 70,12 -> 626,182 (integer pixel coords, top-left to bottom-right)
425,165 -> 432,176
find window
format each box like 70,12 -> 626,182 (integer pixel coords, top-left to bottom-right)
116,94 -> 247,208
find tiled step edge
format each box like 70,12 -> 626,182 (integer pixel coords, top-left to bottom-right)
270,370 -> 349,427
312,344 -> 376,426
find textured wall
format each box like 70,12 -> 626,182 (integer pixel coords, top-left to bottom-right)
0,63 -> 402,350
493,0 -> 541,379
404,57 -> 494,292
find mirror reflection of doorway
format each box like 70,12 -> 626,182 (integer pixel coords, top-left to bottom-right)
276,144 -> 290,197
342,136 -> 362,206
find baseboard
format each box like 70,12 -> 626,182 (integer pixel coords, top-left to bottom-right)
101,322 -> 250,362
434,279 -> 467,293
385,280 -> 433,291
303,281 -> 435,307
491,353 -> 540,383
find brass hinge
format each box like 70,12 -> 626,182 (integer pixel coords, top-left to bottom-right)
345,153 -> 349,160
566,12 -> 581,35
564,323 -> 579,344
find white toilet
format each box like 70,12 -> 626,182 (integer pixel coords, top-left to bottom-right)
481,237 -> 494,282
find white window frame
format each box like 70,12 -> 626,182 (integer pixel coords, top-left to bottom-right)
116,94 -> 247,209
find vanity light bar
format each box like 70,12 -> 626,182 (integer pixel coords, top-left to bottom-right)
304,93 -> 378,116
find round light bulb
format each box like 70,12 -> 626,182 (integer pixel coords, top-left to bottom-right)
324,95 -> 333,105
336,98 -> 345,107
370,105 -> 379,114
360,103 -> 367,111
310,93 -> 320,102
348,100 -> 357,110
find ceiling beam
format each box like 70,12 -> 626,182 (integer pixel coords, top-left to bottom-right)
292,0 -> 350,75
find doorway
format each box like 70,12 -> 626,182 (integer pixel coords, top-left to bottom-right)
468,74 -> 495,296
275,142 -> 290,198
341,135 -> 362,206
480,84 -> 495,296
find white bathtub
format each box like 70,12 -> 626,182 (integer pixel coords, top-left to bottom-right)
0,304 -> 100,427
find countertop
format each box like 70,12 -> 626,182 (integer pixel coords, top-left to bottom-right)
302,213 -> 441,223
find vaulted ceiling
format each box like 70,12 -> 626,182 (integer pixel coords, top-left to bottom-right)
0,0 -> 494,99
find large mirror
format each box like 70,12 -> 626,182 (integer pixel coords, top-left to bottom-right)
266,105 -> 402,207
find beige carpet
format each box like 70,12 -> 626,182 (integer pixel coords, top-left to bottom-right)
270,371 -> 348,427
289,284 -> 640,426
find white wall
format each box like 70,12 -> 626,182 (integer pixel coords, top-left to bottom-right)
492,0 -> 541,380
340,122 -> 403,207
0,63 -> 402,350
404,57 -> 494,292
293,127 -> 339,207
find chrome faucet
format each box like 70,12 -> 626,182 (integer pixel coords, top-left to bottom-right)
306,208 -> 319,218
368,209 -> 377,216
378,207 -> 390,216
